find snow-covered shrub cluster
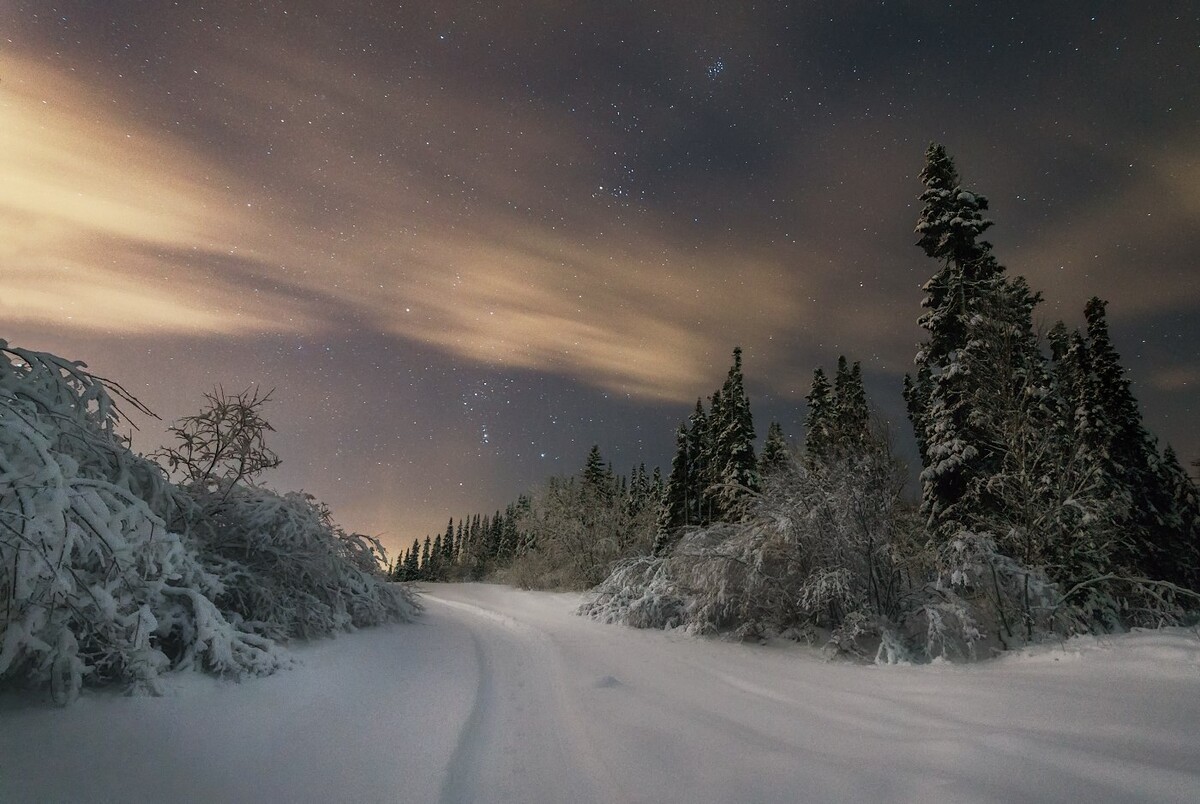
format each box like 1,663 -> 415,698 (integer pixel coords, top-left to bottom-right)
0,341 -> 414,703
500,448 -> 659,590
582,444 -> 919,653
582,444 -> 1096,662
0,342 -> 288,702
187,486 -> 417,641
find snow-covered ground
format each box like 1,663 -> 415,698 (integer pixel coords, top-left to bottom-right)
3,583 -> 1199,804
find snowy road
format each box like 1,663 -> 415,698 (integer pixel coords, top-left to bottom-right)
3,583 -> 1200,803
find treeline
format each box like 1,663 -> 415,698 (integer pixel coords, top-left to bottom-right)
390,502 -> 527,582
391,454 -> 665,588
577,143 -> 1200,659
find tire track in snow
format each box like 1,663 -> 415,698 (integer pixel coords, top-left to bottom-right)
424,593 -> 620,804
438,626 -> 492,804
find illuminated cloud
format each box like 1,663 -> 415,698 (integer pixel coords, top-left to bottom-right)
0,53 -> 312,335
0,41 -> 817,401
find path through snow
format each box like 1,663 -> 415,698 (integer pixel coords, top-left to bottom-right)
2,582 -> 1200,803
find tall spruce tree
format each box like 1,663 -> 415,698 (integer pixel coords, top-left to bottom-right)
904,143 -> 1045,543
711,347 -> 759,520
804,367 -> 834,465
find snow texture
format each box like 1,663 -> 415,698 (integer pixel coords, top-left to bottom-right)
3,582 -> 1199,803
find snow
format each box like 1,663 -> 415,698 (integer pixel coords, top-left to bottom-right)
3,582 -> 1200,803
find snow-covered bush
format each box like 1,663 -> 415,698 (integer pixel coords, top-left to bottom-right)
0,342 -> 287,703
582,444 -> 918,653
582,435 -> 1162,661
580,553 -> 686,630
184,485 -> 418,641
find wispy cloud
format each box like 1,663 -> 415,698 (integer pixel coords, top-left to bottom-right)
0,53 -> 313,335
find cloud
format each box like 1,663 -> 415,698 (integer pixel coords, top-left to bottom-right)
0,41 -> 817,401
1150,364 -> 1199,393
1008,137 -> 1200,322
7,12 -> 1193,408
0,53 -> 314,335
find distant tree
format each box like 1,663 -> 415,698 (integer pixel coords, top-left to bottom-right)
759,421 -> 790,476
583,445 -> 610,493
832,357 -> 870,455
1158,446 -> 1200,591
805,357 -> 873,468
685,399 -> 711,524
655,426 -> 692,554
804,368 -> 834,465
627,463 -> 653,516
405,538 -> 420,579
711,347 -> 759,520
420,536 -> 432,578
442,519 -> 456,564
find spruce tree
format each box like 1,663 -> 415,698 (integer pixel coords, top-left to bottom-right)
443,519 -> 456,564
1077,298 -> 1181,583
405,538 -> 420,578
490,511 -> 504,558
583,445 -> 609,490
832,356 -> 870,455
1158,446 -> 1200,590
656,425 -> 692,553
420,535 -> 432,579
804,367 -> 834,466
431,533 -> 443,579
905,143 -> 1045,542
711,347 -> 759,520
759,421 -> 789,476
630,463 -> 652,514
685,399 -> 710,524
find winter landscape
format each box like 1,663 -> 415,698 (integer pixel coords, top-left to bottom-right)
4,2 -> 1199,803
3,584 -> 1200,804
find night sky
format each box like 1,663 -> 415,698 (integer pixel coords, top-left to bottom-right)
4,1 -> 1198,557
